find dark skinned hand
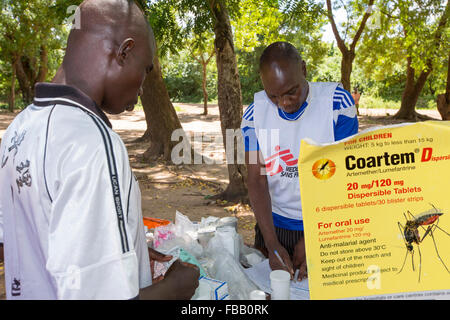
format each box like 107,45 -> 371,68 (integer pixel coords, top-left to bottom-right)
163,259 -> 200,300
148,247 -> 173,283
268,243 -> 294,278
293,235 -> 307,281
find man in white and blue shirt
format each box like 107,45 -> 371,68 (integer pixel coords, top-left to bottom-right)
242,42 -> 358,281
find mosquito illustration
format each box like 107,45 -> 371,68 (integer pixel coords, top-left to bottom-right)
397,204 -> 450,282
319,160 -> 329,173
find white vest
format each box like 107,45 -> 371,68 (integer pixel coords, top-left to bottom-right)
253,82 -> 338,222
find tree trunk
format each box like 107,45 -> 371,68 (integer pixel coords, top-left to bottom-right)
8,59 -> 16,112
36,45 -> 48,83
208,0 -> 247,203
437,53 -> 450,120
340,50 -> 355,92
437,94 -> 450,120
140,56 -> 184,161
395,1 -> 449,120
326,0 -> 373,92
201,59 -> 208,115
12,45 -> 48,105
393,57 -> 432,120
15,57 -> 33,104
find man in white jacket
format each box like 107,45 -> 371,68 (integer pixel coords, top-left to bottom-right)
0,0 -> 198,300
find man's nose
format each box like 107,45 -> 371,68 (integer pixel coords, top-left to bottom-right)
278,96 -> 290,108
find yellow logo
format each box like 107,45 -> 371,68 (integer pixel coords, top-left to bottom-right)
312,159 -> 336,180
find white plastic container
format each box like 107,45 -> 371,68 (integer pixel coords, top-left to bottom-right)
270,270 -> 290,300
215,226 -> 240,262
216,216 -> 238,231
249,290 -> 267,300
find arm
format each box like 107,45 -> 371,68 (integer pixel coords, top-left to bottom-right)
246,150 -> 294,276
46,141 -> 142,299
44,118 -> 161,299
0,210 -> 3,263
246,150 -> 278,250
0,141 -> 3,263
293,235 -> 307,280
242,105 -> 294,276
139,260 -> 199,300
46,138 -> 199,299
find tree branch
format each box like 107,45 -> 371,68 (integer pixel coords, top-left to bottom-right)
326,0 -> 347,53
349,0 -> 375,52
408,0 -> 449,83
205,48 -> 215,64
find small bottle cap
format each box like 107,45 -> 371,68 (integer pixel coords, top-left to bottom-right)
249,290 -> 267,300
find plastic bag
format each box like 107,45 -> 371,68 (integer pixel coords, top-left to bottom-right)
239,238 -> 265,267
205,232 -> 259,300
155,211 -> 203,258
153,223 -> 175,249
174,210 -> 198,239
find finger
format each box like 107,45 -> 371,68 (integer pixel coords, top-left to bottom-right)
150,260 -> 155,274
148,247 -> 172,259
149,248 -> 173,262
270,255 -> 293,278
299,262 -> 308,279
269,258 -> 287,272
286,262 -> 295,278
155,255 -> 173,262
181,261 -> 200,272
282,254 -> 295,278
152,275 -> 164,283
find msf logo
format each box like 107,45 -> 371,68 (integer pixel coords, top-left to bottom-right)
265,145 -> 298,176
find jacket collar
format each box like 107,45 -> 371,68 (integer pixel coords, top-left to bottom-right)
33,82 -> 112,128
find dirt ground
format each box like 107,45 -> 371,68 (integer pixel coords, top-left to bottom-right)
0,103 -> 441,299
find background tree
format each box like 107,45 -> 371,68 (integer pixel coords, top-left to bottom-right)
278,0 -> 329,82
0,0 -> 448,123
0,0 -> 67,109
391,0 -> 449,120
437,53 -> 450,120
138,0 -> 186,160
147,0 -> 249,201
207,0 -> 248,201
354,0 -> 448,119
232,0 -> 287,103
325,0 -> 375,91
187,32 -> 215,115
140,56 -> 185,161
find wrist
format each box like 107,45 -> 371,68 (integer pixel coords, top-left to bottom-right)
139,277 -> 177,300
159,277 -> 178,300
265,239 -> 281,253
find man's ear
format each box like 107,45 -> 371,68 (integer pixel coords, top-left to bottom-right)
116,38 -> 135,66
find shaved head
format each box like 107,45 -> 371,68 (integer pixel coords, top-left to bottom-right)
66,0 -> 154,54
259,42 -> 303,73
259,42 -> 308,114
57,0 -> 156,114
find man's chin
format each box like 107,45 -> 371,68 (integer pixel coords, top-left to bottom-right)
281,105 -> 300,114
102,102 -> 135,114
